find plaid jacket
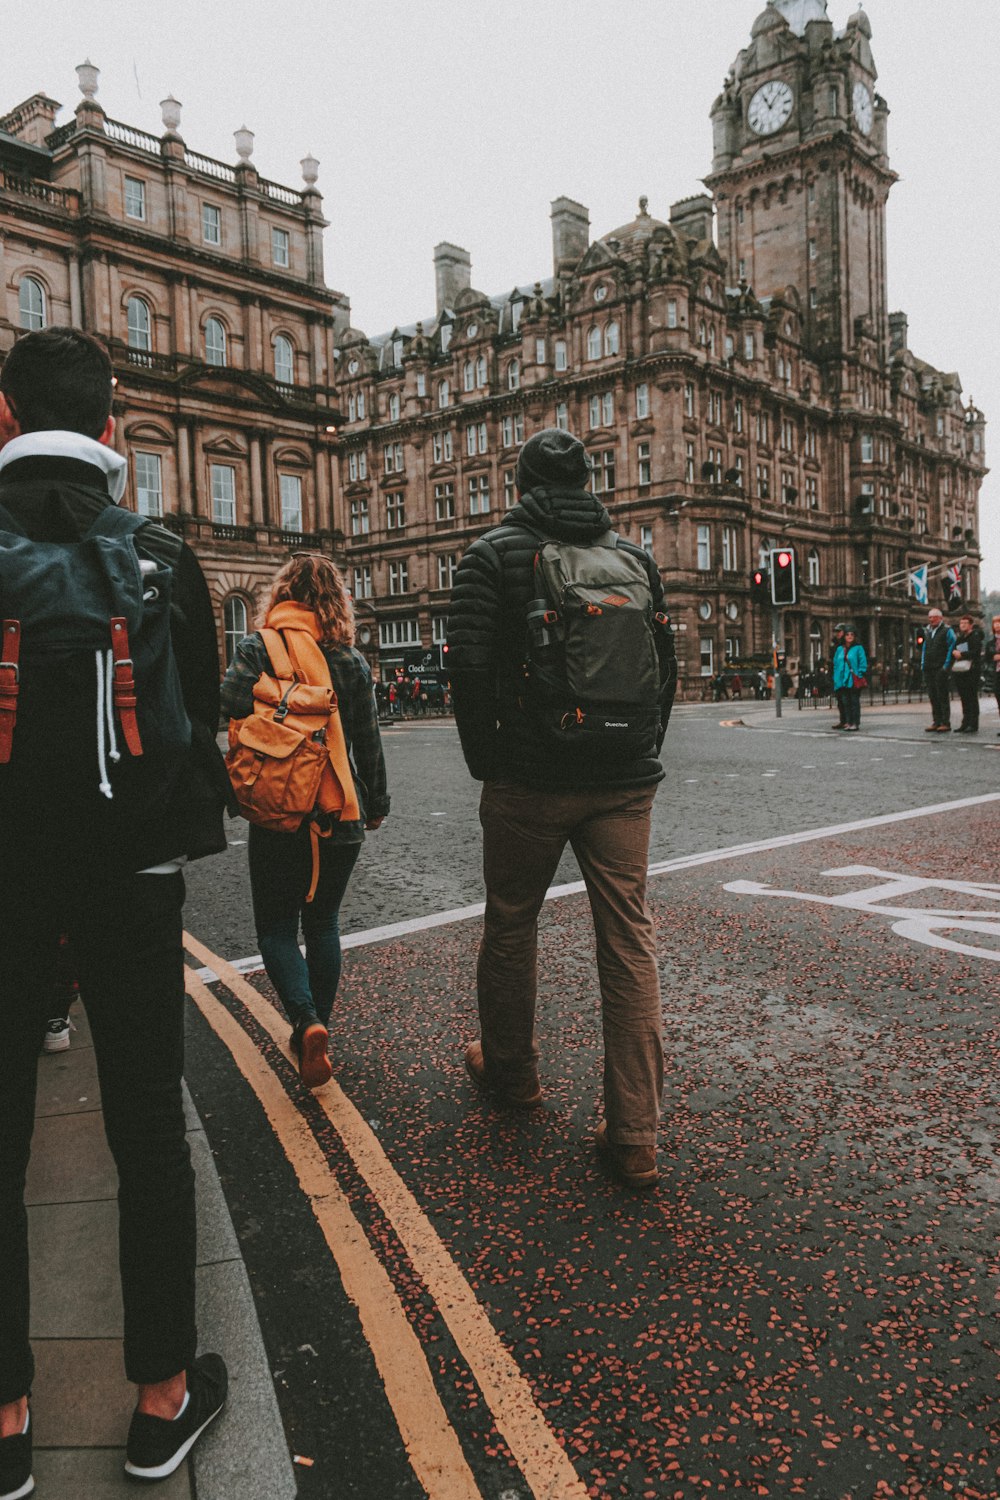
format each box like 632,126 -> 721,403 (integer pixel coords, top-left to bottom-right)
220,633 -> 389,841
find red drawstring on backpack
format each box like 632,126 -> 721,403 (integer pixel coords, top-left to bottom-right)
0,619 -> 21,765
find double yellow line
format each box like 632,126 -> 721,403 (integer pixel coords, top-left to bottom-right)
184,934 -> 589,1500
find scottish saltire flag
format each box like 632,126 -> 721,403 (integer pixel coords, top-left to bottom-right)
941,562 -> 963,611
908,564 -> 928,604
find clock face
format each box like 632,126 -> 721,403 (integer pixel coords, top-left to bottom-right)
748,79 -> 794,136
852,81 -> 873,135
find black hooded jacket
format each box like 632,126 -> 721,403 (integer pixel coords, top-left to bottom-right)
446,484 -> 676,789
0,454 -> 233,871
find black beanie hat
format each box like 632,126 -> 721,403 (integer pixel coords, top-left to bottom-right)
515,428 -> 592,492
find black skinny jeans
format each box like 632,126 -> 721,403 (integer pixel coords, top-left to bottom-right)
0,867 -> 196,1402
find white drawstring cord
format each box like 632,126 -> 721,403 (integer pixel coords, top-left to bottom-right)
95,650 -> 113,798
105,647 -> 121,764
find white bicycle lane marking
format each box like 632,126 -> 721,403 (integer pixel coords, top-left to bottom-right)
725,865 -> 1000,963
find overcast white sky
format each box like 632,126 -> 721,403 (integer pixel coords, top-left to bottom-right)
8,1 -> 998,585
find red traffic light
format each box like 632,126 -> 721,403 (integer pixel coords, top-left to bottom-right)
777,551 -> 791,569
753,570 -> 764,585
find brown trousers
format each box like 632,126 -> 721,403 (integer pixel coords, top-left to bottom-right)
477,780 -> 664,1145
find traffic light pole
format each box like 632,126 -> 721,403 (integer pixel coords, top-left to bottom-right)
772,607 -> 782,719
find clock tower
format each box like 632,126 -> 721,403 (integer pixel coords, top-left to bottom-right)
706,0 -> 894,382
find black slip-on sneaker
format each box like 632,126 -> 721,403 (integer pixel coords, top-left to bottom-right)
0,1408 -> 33,1500
124,1353 -> 227,1481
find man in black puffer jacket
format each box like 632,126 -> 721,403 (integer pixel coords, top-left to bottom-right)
447,429 -> 675,1189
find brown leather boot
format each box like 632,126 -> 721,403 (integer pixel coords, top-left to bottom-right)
464,1040 -> 542,1109
595,1121 -> 659,1190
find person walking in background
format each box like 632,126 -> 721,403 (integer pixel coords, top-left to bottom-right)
830,624 -> 849,729
447,428 -> 676,1190
951,613 -> 983,734
986,614 -> 1000,737
841,630 -> 868,732
922,607 -> 956,732
221,555 -> 389,1090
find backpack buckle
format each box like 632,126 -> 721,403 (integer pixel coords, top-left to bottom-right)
0,660 -> 19,683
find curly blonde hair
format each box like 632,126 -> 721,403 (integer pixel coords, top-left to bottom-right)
264,554 -> 356,646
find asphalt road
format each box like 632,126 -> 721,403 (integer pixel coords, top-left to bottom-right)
183,700 -> 1000,1499
186,698 -> 1000,962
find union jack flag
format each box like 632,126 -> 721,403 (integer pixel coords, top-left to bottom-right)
940,562 -> 963,611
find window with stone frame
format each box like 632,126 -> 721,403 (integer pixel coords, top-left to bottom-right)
666,300 -> 678,329
353,565 -> 372,600
350,496 -> 369,535
271,228 -> 290,268
388,559 -> 409,595
279,473 -> 303,532
756,462 -> 770,500
434,482 -> 455,521
468,475 -> 490,516
637,442 -> 651,487
640,524 -> 653,554
210,464 -> 236,525
134,451 -> 162,518
555,402 -> 569,431
635,383 -> 649,419
604,322 -> 620,356
721,524 -> 737,573
586,326 -> 601,360
555,339 -> 568,371
202,203 -> 221,245
685,442 -> 695,484
127,297 -> 152,352
507,359 -> 520,391
18,276 -> 45,331
805,474 -> 819,510
124,176 -> 146,220
684,382 -> 694,418
273,335 -> 294,386
223,596 -> 249,665
503,470 -> 516,509
591,449 -> 616,495
386,491 -> 406,531
438,379 -> 451,408
436,553 -> 458,591
205,317 -> 226,367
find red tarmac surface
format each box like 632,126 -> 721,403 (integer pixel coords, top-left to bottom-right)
200,800 -> 999,1498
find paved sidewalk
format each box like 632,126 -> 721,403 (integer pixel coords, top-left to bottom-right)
26,1001 -> 296,1499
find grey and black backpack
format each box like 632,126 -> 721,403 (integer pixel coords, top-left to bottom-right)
0,502 -> 191,827
520,529 -> 673,759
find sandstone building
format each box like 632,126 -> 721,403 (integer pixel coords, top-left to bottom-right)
0,0 -> 987,690
0,62 -> 347,665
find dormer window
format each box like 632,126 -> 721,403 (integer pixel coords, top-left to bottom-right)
510,299 -> 523,332
439,322 -> 452,353
392,338 -> 404,367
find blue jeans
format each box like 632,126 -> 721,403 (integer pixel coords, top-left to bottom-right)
249,825 -> 361,1030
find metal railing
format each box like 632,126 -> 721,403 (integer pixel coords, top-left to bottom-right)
211,524 -> 256,543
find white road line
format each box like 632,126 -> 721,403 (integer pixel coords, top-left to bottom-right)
195,792 -> 1000,981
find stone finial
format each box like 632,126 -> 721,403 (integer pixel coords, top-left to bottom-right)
639,196 -> 649,216
76,60 -> 99,100
301,154 -> 320,187
234,126 -> 254,163
160,95 -> 182,133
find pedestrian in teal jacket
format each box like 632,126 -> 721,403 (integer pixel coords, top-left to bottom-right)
842,631 -> 868,730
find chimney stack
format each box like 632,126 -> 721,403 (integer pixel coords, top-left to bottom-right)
670,194 -> 714,245
433,243 -> 471,314
550,197 -> 589,276
888,311 -> 908,355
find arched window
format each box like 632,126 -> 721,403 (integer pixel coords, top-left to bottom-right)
223,596 -> 249,665
273,334 -> 294,385
463,360 -> 475,392
807,548 -> 820,586
475,355 -> 487,388
126,297 -> 151,352
708,325 -> 716,356
507,358 -> 520,391
586,326 -> 601,360
438,379 -> 450,409
205,317 -> 227,367
604,321 -> 619,357
18,276 -> 46,331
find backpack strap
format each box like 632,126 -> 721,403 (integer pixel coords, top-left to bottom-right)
259,627 -> 297,683
0,618 -> 22,765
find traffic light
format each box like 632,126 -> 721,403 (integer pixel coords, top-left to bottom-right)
915,630 -> 925,652
750,567 -> 770,606
769,547 -> 798,607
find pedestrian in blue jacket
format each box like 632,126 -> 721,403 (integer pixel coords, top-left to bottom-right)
842,631 -> 868,731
